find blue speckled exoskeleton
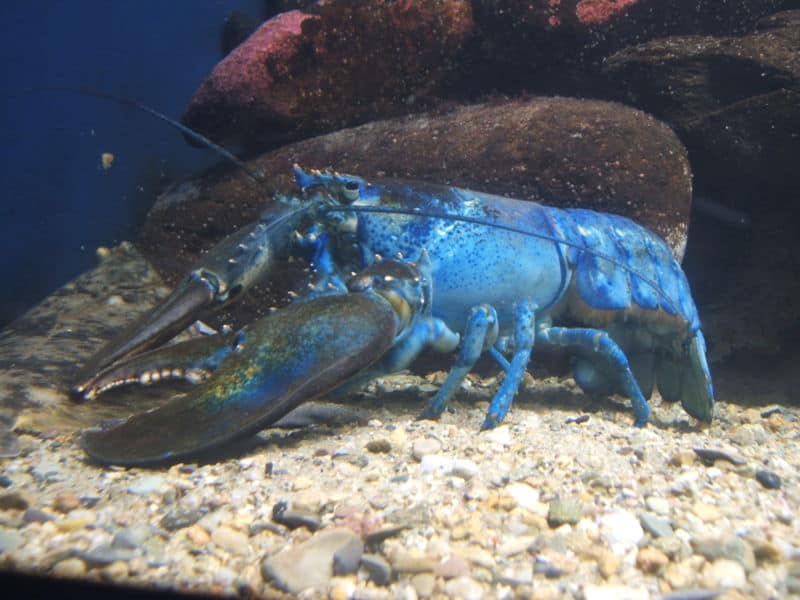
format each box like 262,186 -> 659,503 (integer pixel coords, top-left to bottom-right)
72,162 -> 714,466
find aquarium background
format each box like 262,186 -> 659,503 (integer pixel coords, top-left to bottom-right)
0,0 -> 269,328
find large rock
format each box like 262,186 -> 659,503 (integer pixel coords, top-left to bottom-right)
602,10 -> 799,201
185,1 -> 785,149
473,0 -> 784,33
141,97 -> 692,330
604,11 -> 799,131
183,1 -> 474,148
603,11 -> 800,363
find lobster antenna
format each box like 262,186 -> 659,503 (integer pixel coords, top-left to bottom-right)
28,86 -> 267,185
323,204 -> 682,317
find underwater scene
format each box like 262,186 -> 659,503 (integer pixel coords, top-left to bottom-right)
1,0 -> 799,598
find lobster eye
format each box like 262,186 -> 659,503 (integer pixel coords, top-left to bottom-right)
342,181 -> 360,203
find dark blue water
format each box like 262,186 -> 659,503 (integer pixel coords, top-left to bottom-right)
0,0 -> 264,327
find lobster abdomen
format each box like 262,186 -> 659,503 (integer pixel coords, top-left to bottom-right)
547,208 -> 713,421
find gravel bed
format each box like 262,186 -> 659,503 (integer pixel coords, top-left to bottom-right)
0,371 -> 797,599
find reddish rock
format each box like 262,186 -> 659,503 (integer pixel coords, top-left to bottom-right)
140,97 -> 692,331
473,0 -> 783,32
183,1 -> 474,148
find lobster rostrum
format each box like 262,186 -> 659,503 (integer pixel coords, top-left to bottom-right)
72,159 -> 714,466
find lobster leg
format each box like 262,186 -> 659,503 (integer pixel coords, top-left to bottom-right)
419,304 -> 498,420
538,326 -> 651,426
482,299 -> 537,429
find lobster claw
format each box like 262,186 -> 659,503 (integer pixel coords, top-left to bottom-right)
81,292 -> 399,466
72,205 -> 305,399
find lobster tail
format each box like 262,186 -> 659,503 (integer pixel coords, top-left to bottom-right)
657,331 -> 714,422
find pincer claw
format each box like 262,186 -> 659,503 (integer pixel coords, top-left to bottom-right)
81,293 -> 398,466
71,276 -> 216,400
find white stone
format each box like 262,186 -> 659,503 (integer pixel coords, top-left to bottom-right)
505,482 -> 540,511
481,425 -> 512,446
644,496 -> 670,516
703,558 -> 746,589
599,510 -> 644,555
584,584 -> 649,600
420,454 -> 454,475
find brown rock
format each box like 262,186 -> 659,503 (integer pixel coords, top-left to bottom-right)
636,546 -> 669,573
52,493 -> 81,513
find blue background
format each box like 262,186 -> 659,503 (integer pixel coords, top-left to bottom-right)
0,0 -> 264,326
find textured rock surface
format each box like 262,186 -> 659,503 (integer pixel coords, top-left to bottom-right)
183,1 -> 474,148
604,11 -> 800,366
186,1 -> 785,148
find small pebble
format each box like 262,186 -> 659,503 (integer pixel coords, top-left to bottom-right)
444,576 -> 484,600
0,528 -> 24,553
366,438 -> 392,453
670,450 -> 695,466
185,524 -> 211,545
760,406 -> 790,418
703,558 -> 746,589
332,535 -> 364,575
391,553 -> 435,574
599,510 -> 643,554
594,550 -> 620,578
361,553 -> 392,586
52,493 -> 81,513
644,496 -> 670,515
160,509 -> 204,531
547,498 -> 582,527
22,508 -> 55,523
565,414 -> 590,424
636,546 -> 669,573
272,500 -> 322,531
755,468 -> 781,489
692,536 -> 755,572
112,530 -> 141,550
435,555 -> 469,579
0,491 -> 29,511
364,524 -> 408,548
639,512 -> 674,538
80,545 -> 137,568
451,459 -> 479,480
693,447 -> 746,465
583,584 -> 648,600
292,475 -> 314,491
412,437 -> 442,461
211,525 -> 250,556
505,482 -> 540,511
411,572 -> 436,597
51,557 -> 88,578
481,425 -> 511,445
127,475 -> 167,496
55,510 -> 96,532
659,591 -> 720,600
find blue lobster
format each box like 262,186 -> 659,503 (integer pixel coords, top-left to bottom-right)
72,163 -> 714,466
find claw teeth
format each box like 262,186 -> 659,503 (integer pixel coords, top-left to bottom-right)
185,369 -> 207,384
